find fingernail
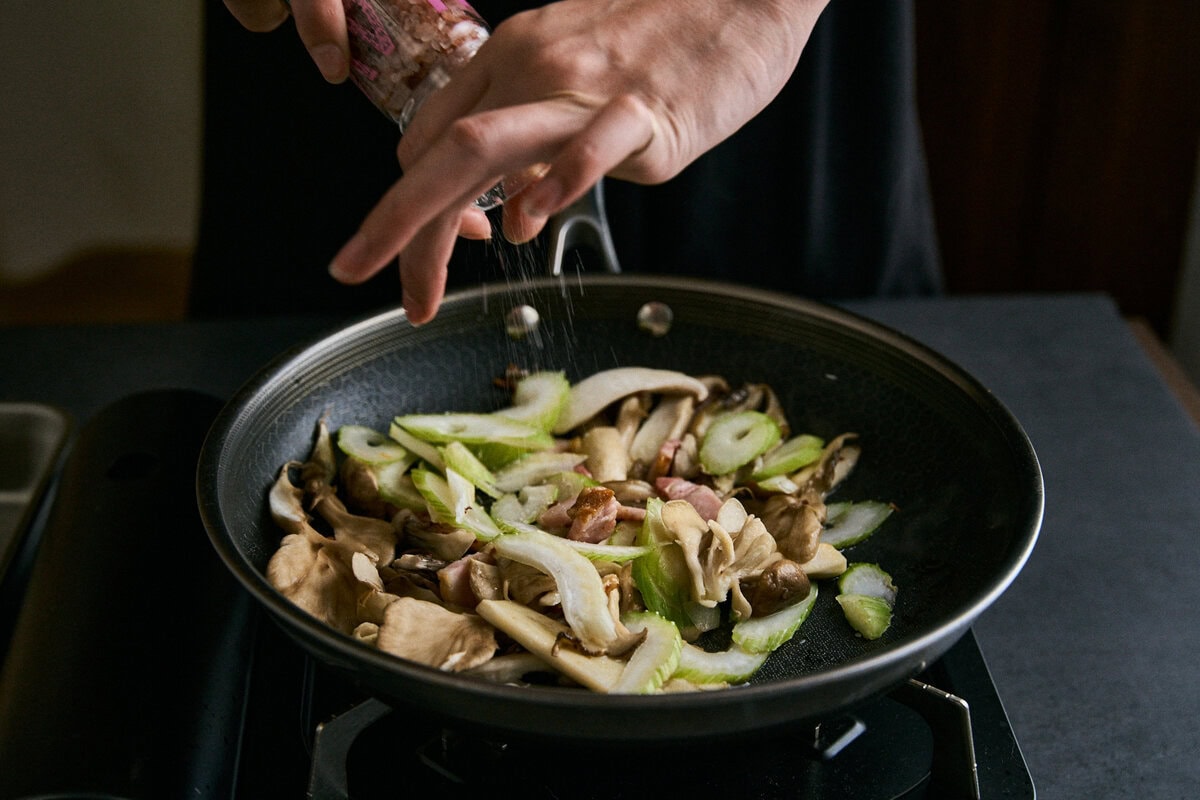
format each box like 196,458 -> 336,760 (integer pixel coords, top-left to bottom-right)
310,43 -> 348,83
329,233 -> 367,283
402,291 -> 430,327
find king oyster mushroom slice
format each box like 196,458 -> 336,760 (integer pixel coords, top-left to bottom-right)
614,395 -> 650,451
552,367 -> 709,435
602,479 -> 656,506
580,426 -> 630,483
629,394 -> 697,467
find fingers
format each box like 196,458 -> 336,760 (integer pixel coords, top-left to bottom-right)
399,211 -> 463,324
289,0 -> 350,82
501,93 -> 658,243
395,66 -> 492,167
332,93 -> 658,321
458,207 -> 493,241
328,160 -> 500,286
223,0 -> 291,32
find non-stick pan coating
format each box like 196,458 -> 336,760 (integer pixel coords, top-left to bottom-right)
197,275 -> 1042,743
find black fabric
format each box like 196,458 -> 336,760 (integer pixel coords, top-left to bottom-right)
190,0 -> 941,318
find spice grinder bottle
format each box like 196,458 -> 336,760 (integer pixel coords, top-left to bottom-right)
342,0 -> 505,208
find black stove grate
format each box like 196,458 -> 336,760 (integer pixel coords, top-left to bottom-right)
234,618 -> 1032,800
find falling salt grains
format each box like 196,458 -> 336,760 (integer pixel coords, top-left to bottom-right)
505,304 -> 541,340
637,301 -> 673,337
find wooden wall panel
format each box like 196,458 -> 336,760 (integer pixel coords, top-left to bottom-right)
915,0 -> 1200,335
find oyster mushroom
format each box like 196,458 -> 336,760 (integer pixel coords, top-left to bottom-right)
722,514 -> 786,620
352,551 -> 401,624
552,367 -> 709,435
658,497 -> 785,620
266,529 -> 361,634
312,490 -> 397,565
338,455 -> 390,518
374,597 -> 498,672
265,463 -> 361,633
496,558 -> 559,606
756,490 -> 826,564
299,416 -> 337,494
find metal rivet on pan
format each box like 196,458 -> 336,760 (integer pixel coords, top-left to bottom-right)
637,301 -> 673,337
505,304 -> 541,339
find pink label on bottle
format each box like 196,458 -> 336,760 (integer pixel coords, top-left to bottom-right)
345,0 -> 394,81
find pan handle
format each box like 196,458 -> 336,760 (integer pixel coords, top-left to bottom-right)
545,180 -> 621,276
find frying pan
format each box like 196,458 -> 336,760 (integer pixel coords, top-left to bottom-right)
197,219 -> 1041,744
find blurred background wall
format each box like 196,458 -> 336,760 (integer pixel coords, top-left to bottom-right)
913,0 -> 1200,346
0,0 -> 1197,385
0,1 -> 201,280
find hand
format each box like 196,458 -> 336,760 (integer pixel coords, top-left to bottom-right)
224,0 -> 351,82
329,0 -> 829,323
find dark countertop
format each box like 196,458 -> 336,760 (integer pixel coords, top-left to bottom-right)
2,292 -> 1198,798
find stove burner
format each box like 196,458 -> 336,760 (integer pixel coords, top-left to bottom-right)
297,637 -> 1017,800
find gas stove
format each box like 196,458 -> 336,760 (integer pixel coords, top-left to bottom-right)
0,391 -> 1034,799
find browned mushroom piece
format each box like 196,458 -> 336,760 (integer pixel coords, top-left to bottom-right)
756,383 -> 792,440
793,432 -> 862,496
266,529 -> 361,634
299,416 -> 337,494
740,558 -> 812,617
756,491 -> 826,564
337,455 -> 390,518
265,463 -> 362,633
392,507 -> 476,561
496,558 -> 559,607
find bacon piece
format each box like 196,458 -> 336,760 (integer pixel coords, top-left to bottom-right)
615,505 -> 647,523
567,486 -> 621,543
538,500 -> 574,530
647,438 -> 683,481
437,553 -> 490,610
655,477 -> 724,521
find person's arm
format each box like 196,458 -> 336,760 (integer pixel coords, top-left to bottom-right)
226,0 -> 830,322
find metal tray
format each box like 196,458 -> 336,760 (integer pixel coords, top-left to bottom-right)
0,403 -> 70,582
